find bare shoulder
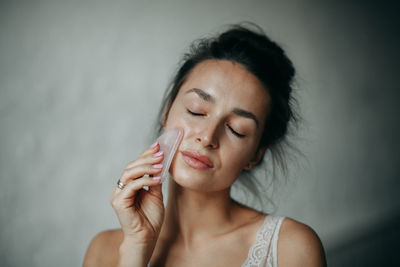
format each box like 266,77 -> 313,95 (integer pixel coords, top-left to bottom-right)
83,229 -> 123,267
278,217 -> 327,267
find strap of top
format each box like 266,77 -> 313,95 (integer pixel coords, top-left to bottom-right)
242,215 -> 285,267
269,216 -> 285,267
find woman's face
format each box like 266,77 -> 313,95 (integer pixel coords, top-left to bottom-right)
164,59 -> 270,192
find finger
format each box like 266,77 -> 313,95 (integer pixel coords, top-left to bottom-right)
126,142 -> 161,168
119,163 -> 164,184
139,141 -> 161,159
141,141 -> 160,156
114,176 -> 162,206
127,150 -> 164,170
110,176 -> 161,208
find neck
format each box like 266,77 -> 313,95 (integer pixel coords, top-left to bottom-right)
160,178 -> 239,248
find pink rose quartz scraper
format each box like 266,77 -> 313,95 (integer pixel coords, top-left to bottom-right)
156,128 -> 183,183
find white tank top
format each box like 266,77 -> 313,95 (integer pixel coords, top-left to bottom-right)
242,215 -> 285,267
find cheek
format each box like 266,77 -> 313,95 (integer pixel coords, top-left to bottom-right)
164,107 -> 199,137
222,147 -> 251,170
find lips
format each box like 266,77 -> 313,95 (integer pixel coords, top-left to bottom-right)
181,150 -> 214,170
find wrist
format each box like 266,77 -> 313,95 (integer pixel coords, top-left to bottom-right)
118,238 -> 155,267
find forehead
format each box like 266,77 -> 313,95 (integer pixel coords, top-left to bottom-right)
178,60 -> 270,119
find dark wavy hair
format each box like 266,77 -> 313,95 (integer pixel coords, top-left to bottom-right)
155,23 -> 299,210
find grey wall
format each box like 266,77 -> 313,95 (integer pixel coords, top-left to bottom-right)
0,1 -> 399,266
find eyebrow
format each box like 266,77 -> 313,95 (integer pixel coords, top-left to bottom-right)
185,88 -> 259,128
232,108 -> 259,128
185,88 -> 215,103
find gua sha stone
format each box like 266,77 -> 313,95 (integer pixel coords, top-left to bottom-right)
156,128 -> 183,183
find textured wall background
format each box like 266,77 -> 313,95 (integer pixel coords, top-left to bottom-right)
0,1 -> 399,266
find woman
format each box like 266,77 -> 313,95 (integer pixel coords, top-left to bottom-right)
83,24 -> 326,267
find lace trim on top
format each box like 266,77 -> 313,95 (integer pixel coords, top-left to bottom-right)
241,215 -> 285,267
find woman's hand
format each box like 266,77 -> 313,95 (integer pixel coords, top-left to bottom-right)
110,142 -> 165,249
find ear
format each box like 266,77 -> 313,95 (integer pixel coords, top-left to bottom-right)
244,146 -> 267,170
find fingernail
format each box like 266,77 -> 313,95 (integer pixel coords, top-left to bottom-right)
153,151 -> 164,157
152,176 -> 161,181
151,141 -> 158,149
152,164 -> 163,169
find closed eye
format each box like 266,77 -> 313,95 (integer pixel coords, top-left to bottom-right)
227,125 -> 245,138
187,109 -> 205,116
187,109 -> 245,138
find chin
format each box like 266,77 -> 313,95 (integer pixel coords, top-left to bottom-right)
170,164 -> 208,190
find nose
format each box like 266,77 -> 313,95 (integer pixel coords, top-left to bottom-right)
195,121 -> 219,149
